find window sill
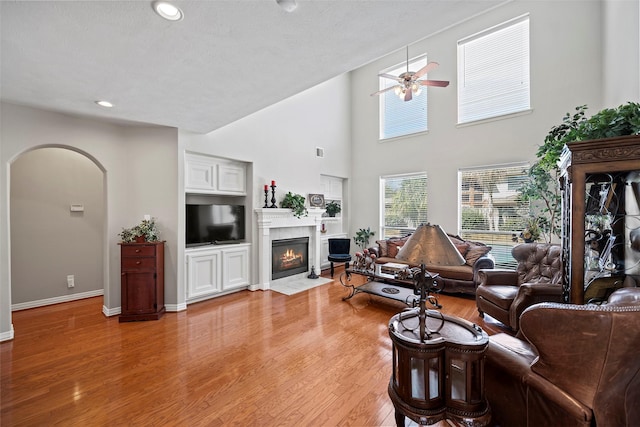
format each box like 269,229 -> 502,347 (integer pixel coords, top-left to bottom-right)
456,109 -> 533,128
379,129 -> 430,144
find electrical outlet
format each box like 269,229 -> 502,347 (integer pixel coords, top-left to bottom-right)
67,275 -> 75,288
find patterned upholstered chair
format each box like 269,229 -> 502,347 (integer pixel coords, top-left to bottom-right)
476,243 -> 563,331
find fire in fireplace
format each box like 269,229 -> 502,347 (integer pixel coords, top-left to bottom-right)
272,237 -> 309,280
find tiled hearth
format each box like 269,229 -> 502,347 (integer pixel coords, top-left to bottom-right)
253,208 -> 324,291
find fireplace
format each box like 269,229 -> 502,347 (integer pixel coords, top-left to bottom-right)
272,237 -> 309,280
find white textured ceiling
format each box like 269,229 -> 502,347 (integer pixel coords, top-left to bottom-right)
1,0 -> 505,134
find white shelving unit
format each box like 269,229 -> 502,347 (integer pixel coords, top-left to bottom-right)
319,174 -> 347,269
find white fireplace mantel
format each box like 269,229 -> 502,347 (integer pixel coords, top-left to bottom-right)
253,208 -> 324,291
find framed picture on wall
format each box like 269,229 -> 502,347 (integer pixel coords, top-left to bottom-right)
309,193 -> 325,208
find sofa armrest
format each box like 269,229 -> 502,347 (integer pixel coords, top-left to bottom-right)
472,256 -> 495,283
509,283 -> 564,330
477,268 -> 519,287
525,373 -> 593,424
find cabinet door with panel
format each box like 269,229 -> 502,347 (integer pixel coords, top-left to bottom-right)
222,245 -> 250,291
186,250 -> 222,299
217,162 -> 246,194
185,155 -> 217,192
119,242 -> 165,322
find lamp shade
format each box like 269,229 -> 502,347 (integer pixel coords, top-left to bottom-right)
396,224 -> 465,266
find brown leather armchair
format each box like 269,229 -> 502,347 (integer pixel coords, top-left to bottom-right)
485,287 -> 640,427
476,243 -> 563,331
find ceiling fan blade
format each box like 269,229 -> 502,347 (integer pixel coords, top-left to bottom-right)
404,88 -> 412,102
378,73 -> 401,82
419,79 -> 450,87
412,62 -> 439,80
370,85 -> 398,96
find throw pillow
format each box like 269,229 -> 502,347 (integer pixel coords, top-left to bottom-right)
375,240 -> 389,257
465,243 -> 491,266
454,242 -> 470,257
387,240 -> 406,258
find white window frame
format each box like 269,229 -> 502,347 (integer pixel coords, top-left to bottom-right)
457,14 -> 530,124
458,162 -> 530,268
379,55 -> 429,140
380,172 -> 428,239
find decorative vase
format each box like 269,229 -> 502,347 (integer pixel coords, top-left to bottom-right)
135,236 -> 146,243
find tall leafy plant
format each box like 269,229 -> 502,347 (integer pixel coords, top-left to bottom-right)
522,102 -> 640,243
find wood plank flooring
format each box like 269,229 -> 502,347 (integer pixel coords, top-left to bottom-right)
1,269 -> 511,426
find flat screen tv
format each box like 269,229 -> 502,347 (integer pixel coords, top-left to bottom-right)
186,204 -> 246,246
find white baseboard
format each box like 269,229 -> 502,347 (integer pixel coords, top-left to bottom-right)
11,289 -> 104,312
102,305 -> 121,317
0,325 -> 15,342
166,303 -> 187,312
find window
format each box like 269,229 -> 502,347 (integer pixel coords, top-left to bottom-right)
458,163 -> 529,268
381,173 -> 428,238
379,55 -> 428,140
457,15 -> 530,124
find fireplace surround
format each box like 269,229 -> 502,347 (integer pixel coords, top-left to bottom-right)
254,208 -> 324,290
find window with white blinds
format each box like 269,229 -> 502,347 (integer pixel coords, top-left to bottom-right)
380,173 -> 428,239
458,163 -> 529,268
457,15 -> 530,124
379,56 -> 428,140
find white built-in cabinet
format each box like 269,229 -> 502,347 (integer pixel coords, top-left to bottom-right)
319,175 -> 347,268
184,152 -> 250,303
186,244 -> 250,302
185,153 -> 246,195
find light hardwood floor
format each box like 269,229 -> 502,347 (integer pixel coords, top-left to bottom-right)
1,269 -> 510,426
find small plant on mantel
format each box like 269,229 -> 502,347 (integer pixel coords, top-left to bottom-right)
325,201 -> 341,217
280,192 -> 308,218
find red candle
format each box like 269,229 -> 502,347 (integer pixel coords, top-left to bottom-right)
264,184 -> 268,191
271,180 -> 276,186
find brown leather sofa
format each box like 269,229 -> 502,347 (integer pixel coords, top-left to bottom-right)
476,243 -> 563,331
485,287 -> 640,427
368,233 -> 494,295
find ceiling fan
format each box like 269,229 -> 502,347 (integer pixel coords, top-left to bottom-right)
371,47 -> 450,102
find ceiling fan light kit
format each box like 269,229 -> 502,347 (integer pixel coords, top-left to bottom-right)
371,46 -> 449,102
276,0 -> 298,12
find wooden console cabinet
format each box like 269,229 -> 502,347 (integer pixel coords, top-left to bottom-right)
119,241 -> 165,322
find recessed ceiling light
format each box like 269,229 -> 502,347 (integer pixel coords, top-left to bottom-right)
95,100 -> 113,108
152,1 -> 184,21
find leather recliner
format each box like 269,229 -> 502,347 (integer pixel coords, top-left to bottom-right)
485,287 -> 640,426
476,243 -> 563,331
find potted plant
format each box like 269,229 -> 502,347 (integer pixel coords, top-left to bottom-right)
280,192 -> 308,218
520,102 -> 640,243
118,217 -> 160,243
353,227 -> 375,250
325,201 -> 341,217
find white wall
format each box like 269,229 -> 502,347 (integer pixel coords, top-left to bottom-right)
603,0 -> 640,105
349,1 -> 606,239
179,75 -> 352,293
0,103 -> 178,339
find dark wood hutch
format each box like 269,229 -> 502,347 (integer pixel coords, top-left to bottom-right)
559,135 -> 640,304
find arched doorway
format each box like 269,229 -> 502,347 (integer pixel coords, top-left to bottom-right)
10,146 -> 106,310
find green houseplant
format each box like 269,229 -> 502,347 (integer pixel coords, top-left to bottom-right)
353,227 -> 375,251
118,217 -> 160,243
280,192 -> 308,218
325,201 -> 341,217
520,102 -> 640,243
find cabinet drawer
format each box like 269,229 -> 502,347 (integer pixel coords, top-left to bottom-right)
122,257 -> 156,271
121,245 -> 156,257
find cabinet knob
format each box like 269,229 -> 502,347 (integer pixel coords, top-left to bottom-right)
136,261 -> 141,265
135,249 -> 141,253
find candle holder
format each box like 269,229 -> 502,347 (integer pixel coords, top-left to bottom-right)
263,187 -> 269,208
270,184 -> 277,208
